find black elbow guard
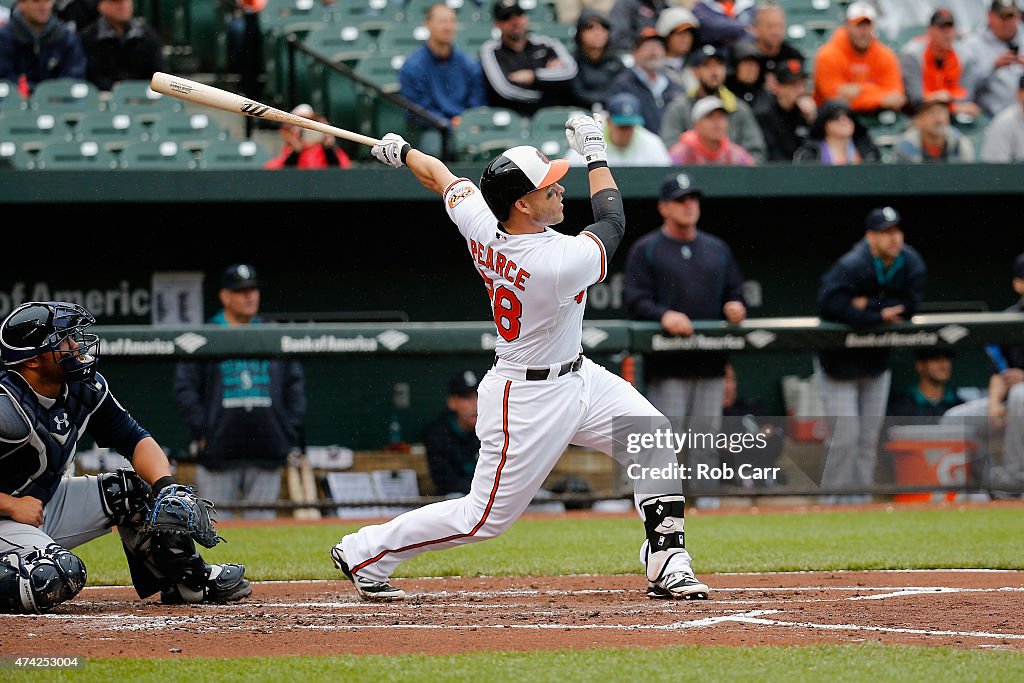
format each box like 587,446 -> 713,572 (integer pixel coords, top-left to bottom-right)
587,188 -> 626,258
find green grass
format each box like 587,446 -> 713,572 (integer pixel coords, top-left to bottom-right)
38,644 -> 1024,682
73,506 -> 1024,585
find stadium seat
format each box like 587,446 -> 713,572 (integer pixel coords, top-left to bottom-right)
0,111 -> 74,151
452,106 -> 528,161
198,139 -> 274,169
330,0 -> 398,32
457,24 -> 499,54
104,80 -> 183,124
528,105 -> 589,139
353,51 -> 407,93
74,111 -> 148,151
375,23 -> 429,55
0,140 -> 32,170
309,63 -> 363,134
26,79 -> 102,125
119,140 -> 199,169
146,110 -> 231,155
0,79 -> 24,114
261,13 -> 333,108
398,0 -> 480,23
302,23 -> 377,65
30,140 -> 120,170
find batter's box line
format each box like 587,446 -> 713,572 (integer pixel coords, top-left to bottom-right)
669,610 -> 1024,641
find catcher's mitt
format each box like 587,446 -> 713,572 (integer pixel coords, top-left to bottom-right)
146,484 -> 222,549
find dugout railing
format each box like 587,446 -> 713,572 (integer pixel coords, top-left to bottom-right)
87,312 -> 1024,511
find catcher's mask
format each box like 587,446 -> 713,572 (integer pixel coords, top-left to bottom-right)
1,301 -> 100,383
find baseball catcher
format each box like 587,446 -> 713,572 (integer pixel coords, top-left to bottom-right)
0,301 -> 251,613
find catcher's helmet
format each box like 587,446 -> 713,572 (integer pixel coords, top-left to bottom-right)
479,145 -> 570,222
1,301 -> 100,383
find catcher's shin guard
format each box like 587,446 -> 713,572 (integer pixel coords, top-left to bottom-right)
640,494 -> 689,583
0,545 -> 87,613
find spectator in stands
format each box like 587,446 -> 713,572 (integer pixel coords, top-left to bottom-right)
656,5 -> 701,91
606,27 -> 686,135
55,0 -> 98,32
793,98 -> 881,164
726,39 -> 767,110
79,0 -> 165,93
899,7 -> 981,120
480,0 -> 578,116
570,8 -> 625,109
659,43 -> 767,162
554,0 -> 614,26
172,264 -> 307,519
887,348 -> 965,418
751,0 -> 803,91
980,73 -> 1024,161
941,252 -> 1024,497
815,206 -> 927,504
607,0 -> 667,54
668,95 -> 756,165
399,2 -> 487,157
0,0 -> 86,94
624,171 -> 747,509
813,1 -> 907,115
263,104 -> 353,169
959,0 -> 1024,119
893,95 -> 975,163
226,0 -> 265,99
566,91 -> 672,165
422,370 -> 481,497
692,0 -> 756,49
754,57 -> 815,162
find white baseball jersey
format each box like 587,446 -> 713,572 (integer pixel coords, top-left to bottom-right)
442,177 -> 607,366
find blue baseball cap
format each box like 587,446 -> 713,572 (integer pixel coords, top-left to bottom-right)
606,93 -> 645,126
865,206 -> 901,232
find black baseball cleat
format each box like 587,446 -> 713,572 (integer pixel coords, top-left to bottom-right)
646,571 -> 710,600
330,543 -> 406,602
160,563 -> 252,604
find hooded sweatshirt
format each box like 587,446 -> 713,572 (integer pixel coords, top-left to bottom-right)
813,25 -> 904,112
0,7 -> 86,92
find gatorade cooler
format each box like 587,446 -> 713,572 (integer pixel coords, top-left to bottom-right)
884,425 -> 975,502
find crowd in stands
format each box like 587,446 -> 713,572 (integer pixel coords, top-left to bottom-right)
2,0 -> 1024,167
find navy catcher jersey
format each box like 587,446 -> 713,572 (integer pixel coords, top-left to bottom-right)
0,370 -> 150,505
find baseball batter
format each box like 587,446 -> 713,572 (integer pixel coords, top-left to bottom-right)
330,114 -> 710,602
0,301 -> 251,612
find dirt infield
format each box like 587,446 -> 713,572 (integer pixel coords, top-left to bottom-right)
3,569 -> 1022,658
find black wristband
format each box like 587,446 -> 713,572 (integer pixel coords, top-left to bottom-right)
152,475 -> 178,493
400,144 -> 412,164
587,160 -> 608,171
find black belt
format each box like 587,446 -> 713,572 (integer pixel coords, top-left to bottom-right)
495,354 -> 584,381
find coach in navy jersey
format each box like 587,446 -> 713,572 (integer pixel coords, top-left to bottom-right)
624,172 -> 747,508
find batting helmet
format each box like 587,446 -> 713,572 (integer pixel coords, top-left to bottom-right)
0,301 -> 100,383
479,146 -> 570,222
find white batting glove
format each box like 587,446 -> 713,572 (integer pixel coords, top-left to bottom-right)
371,132 -> 411,168
565,114 -> 607,164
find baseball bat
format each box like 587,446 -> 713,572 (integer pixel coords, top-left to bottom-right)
149,72 -> 382,147
299,454 -> 321,520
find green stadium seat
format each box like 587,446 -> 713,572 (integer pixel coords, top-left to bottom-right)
0,111 -> 74,151
0,141 -> 32,170
330,0 -> 399,32
74,111 -> 148,151
457,24 -> 499,54
375,23 -> 429,55
0,79 -> 25,114
452,106 -> 528,161
353,51 -> 407,93
119,140 -> 199,169
27,79 -> 102,124
30,140 -> 120,170
310,63 -> 364,136
198,139 -> 275,169
398,0 -> 482,23
302,23 -> 377,64
147,110 -> 231,151
104,80 -> 183,124
528,105 -> 589,139
261,14 -> 333,108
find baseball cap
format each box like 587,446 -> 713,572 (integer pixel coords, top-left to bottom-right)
659,171 -> 703,201
221,263 -> 259,290
846,1 -> 877,23
656,6 -> 700,37
915,93 -> 952,115
775,58 -> 808,84
731,40 -> 761,64
448,370 -> 479,397
291,103 -> 315,118
493,0 -> 525,21
991,0 -> 1021,16
691,95 -> 727,122
865,206 -> 901,232
1014,252 -> 1024,278
690,43 -> 727,66
634,26 -> 666,49
929,7 -> 956,27
606,92 -> 645,126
